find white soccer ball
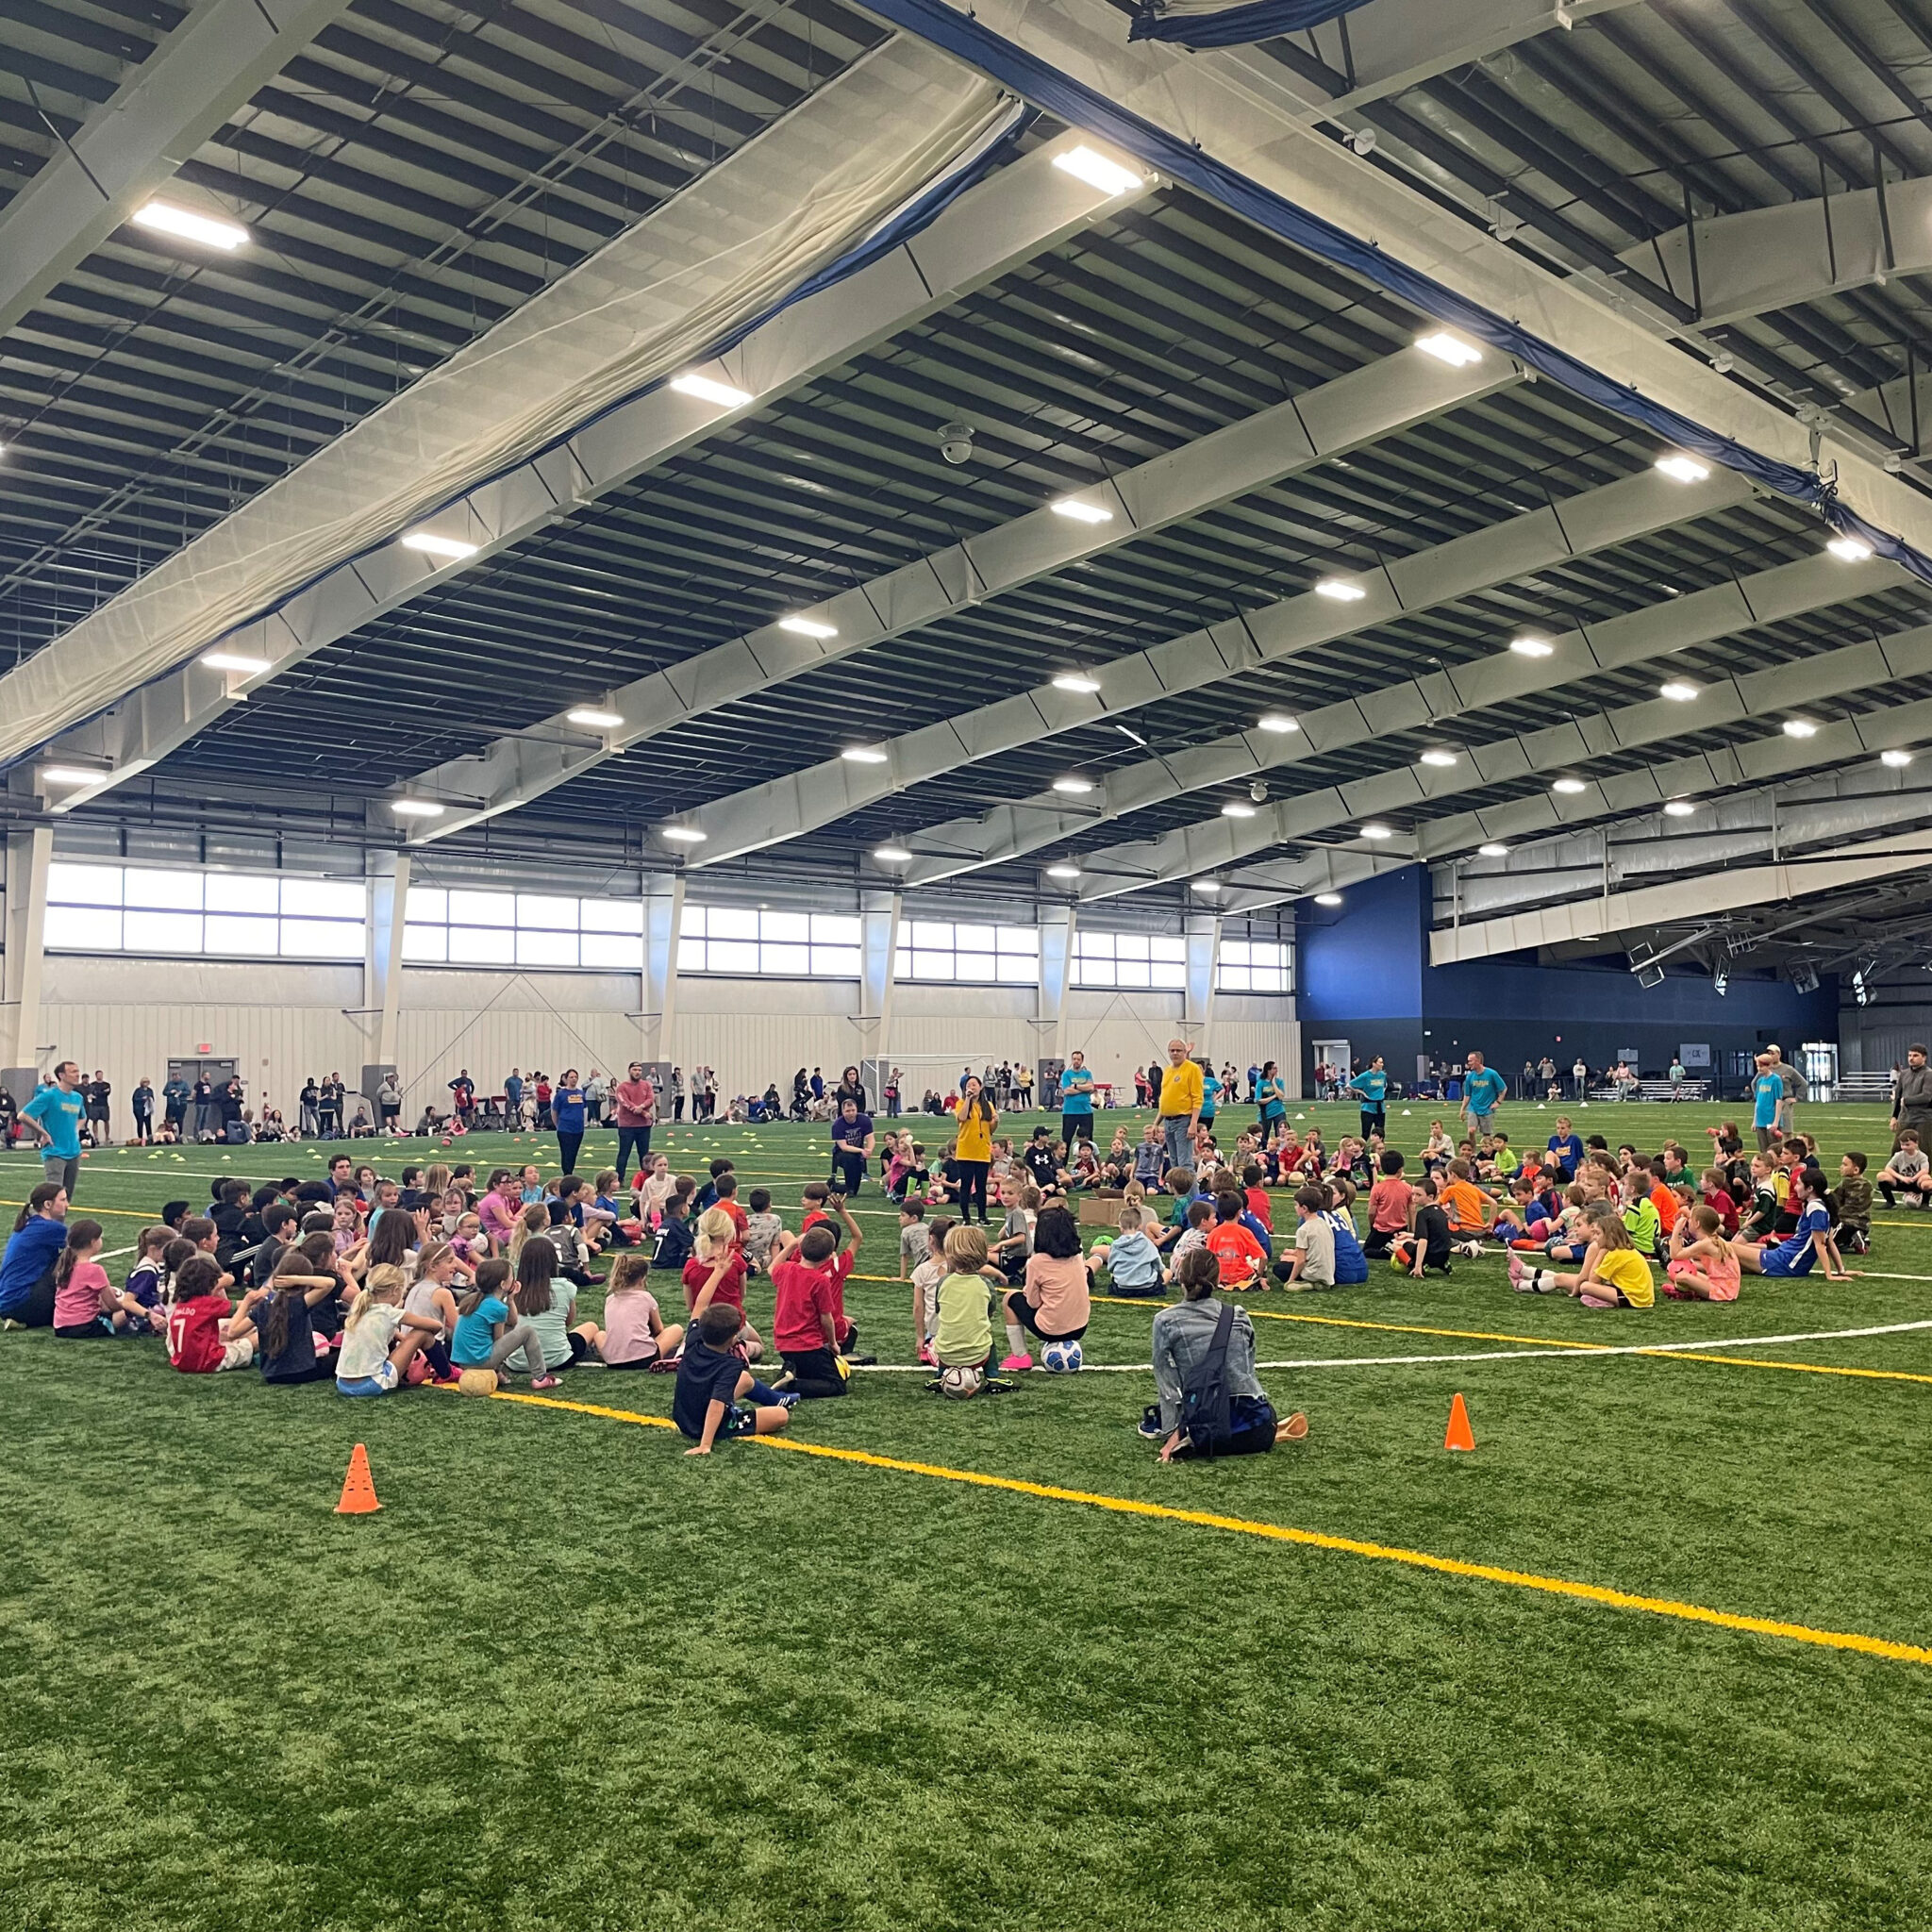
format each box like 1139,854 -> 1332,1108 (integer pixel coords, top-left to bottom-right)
1042,1337 -> 1083,1374
940,1362 -> 983,1400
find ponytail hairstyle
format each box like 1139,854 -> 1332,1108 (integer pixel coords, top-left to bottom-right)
424,1162 -> 452,1198
1174,1246 -> 1220,1300
514,1236 -> 557,1317
347,1261 -> 407,1330
16,1180 -> 64,1232
415,1240 -> 455,1281
694,1206 -> 736,1262
606,1252 -> 653,1298
263,1242 -> 330,1358
508,1202 -> 549,1264
1594,1213 -> 1636,1252
458,1256 -> 511,1320
54,1219 -> 104,1292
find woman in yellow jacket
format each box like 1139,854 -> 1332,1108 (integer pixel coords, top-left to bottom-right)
954,1074 -> 998,1226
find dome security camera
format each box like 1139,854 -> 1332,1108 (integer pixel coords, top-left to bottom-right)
939,421 -> 974,465
1249,779 -> 1268,804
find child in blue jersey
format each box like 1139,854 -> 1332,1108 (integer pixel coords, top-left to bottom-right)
1322,1181 -> 1370,1285
1735,1169 -> 1856,1280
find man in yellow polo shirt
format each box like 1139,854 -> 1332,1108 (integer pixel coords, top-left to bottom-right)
1158,1037 -> 1203,1175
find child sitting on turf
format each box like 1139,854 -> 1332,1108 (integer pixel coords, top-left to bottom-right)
450,1257 -> 556,1388
335,1263 -> 442,1395
1836,1152 -> 1874,1254
125,1224 -> 170,1321
1323,1183 -> 1370,1286
1067,1137 -> 1101,1191
503,1241 -> 583,1377
1089,1206 -> 1165,1296
1273,1186 -> 1334,1290
577,1251 -> 684,1368
255,1241 -> 350,1385
1003,1202 -> 1091,1371
898,1199 -> 929,1279
1241,1163 -> 1273,1234
1391,1178 -> 1455,1278
1620,1171 -> 1665,1258
1438,1161 -> 1494,1254
1133,1124 -> 1167,1190
911,1214 -> 955,1363
742,1189 -> 784,1275
772,1222 -> 861,1398
651,1181 -> 697,1276
1510,1208 -> 1654,1307
930,1224 -> 1011,1396
402,1241 -> 462,1381
675,1305 -> 794,1453
1732,1170 -> 1857,1281
1877,1132 -> 1932,1208
1663,1205 -> 1740,1301
52,1220 -> 155,1338
166,1256 -> 258,1373
1172,1197 -> 1213,1265
993,1176 -> 1036,1287
1699,1168 -> 1741,1237
1103,1126 -> 1136,1189
636,1153 -> 675,1225
1363,1149 -> 1414,1260
1422,1122 -> 1452,1174
683,1206 -> 758,1357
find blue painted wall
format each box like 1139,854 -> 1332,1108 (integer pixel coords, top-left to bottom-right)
1293,865 -> 1838,1092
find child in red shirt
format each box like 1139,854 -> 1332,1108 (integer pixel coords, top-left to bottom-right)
165,1255 -> 258,1373
1241,1162 -> 1273,1233
772,1221 -> 862,1397
1363,1149 -> 1416,1260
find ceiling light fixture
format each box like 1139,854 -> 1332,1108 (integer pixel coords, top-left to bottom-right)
400,530 -> 478,561
1221,801 -> 1257,818
1051,496 -> 1113,525
1051,775 -> 1094,794
1552,777 -> 1589,795
1827,535 -> 1874,562
201,650 -> 271,675
1508,635 -> 1555,658
874,845 -> 912,862
1315,577 -> 1368,602
1655,454 -> 1710,484
1313,891 -> 1343,907
1359,823 -> 1393,840
1882,748 -> 1915,769
1192,880 -> 1221,895
1783,718 -> 1820,739
778,614 -> 837,639
390,798 -> 445,817
566,708 -> 624,729
1257,712 -> 1300,733
1046,862 -> 1082,880
1663,800 -> 1697,817
1419,749 -> 1458,768
1477,842 -> 1509,858
669,371 -> 753,408
1052,144 -> 1145,196
132,200 -> 248,249
841,746 -> 890,764
661,825 -> 707,842
1415,330 -> 1482,367
1051,673 -> 1102,693
40,765 -> 103,786
1658,679 -> 1699,701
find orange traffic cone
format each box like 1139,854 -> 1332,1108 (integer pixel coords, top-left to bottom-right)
335,1442 -> 381,1514
1444,1392 -> 1475,1453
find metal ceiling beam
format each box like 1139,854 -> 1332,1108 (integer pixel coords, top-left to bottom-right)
671,348 -> 1521,865
1428,827 -> 1932,966
868,0 -> 1932,557
1082,558 -> 1912,902
888,463 -> 1757,884
0,0 -> 358,338
1617,177 -> 1932,327
26,90 -> 1131,814
402,334 -> 1457,846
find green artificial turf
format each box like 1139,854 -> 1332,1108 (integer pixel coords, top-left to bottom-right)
6,1100 -> 1932,1930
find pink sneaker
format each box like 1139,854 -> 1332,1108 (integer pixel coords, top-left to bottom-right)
999,1352 -> 1033,1372
530,1374 -> 561,1389
918,1343 -> 937,1367
1506,1252 -> 1528,1290
1578,1294 -> 1616,1310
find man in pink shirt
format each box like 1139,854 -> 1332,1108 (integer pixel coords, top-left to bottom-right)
612,1062 -> 658,1186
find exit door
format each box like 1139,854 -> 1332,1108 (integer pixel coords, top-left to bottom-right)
168,1056 -> 240,1141
1312,1038 -> 1350,1098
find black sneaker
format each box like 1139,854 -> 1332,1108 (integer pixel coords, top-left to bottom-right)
842,1351 -> 876,1368
1137,1406 -> 1165,1441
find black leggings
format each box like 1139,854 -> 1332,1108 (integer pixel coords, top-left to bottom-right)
957,1159 -> 991,1224
1359,1108 -> 1385,1141
615,1125 -> 652,1181
557,1129 -> 583,1174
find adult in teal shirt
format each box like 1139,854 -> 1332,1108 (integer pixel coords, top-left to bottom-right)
23,1060 -> 86,1200
1751,1053 -> 1785,1152
1460,1052 -> 1507,1136
1058,1050 -> 1095,1154
1256,1060 -> 1288,1146
1348,1057 -> 1390,1139
1199,1066 -> 1220,1128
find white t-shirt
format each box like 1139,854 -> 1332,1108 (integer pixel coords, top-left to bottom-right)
1294,1215 -> 1336,1286
337,1304 -> 402,1380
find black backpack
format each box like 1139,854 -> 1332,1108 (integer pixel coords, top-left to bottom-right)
1175,1300 -> 1239,1457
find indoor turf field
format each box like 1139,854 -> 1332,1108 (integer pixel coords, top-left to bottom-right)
6,1098 -> 1932,1931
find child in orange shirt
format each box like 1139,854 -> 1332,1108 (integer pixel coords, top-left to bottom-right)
1438,1160 -> 1494,1245
1203,1190 -> 1268,1288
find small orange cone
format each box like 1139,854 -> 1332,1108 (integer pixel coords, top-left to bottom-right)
335,1442 -> 381,1514
1444,1392 -> 1475,1453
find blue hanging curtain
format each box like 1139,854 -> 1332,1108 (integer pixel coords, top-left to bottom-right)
1129,0 -> 1375,49
862,0 -> 1932,595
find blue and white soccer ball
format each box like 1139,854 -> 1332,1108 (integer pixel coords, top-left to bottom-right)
1042,1337 -> 1084,1374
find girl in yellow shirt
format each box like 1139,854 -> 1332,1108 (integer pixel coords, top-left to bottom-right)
1507,1208 -> 1654,1307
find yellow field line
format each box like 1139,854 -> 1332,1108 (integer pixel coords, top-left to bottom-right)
1646,1350 -> 1932,1387
475,1385 -> 1932,1670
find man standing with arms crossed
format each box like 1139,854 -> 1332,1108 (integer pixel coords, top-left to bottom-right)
1460,1051 -> 1507,1143
1158,1039 -> 1203,1176
1058,1049 -> 1096,1159
1890,1043 -> 1932,1148
24,1060 -> 86,1200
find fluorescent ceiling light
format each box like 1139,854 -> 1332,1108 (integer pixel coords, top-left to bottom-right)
1419,750 -> 1458,768
778,615 -> 837,640
1655,454 -> 1710,484
1046,862 -> 1082,880
1052,775 -> 1094,794
1052,144 -> 1145,197
40,765 -> 102,786
661,825 -> 707,842
1477,842 -> 1509,858
391,798 -> 445,817
566,708 -> 624,729
132,200 -> 247,249
201,650 -> 271,675
1663,800 -> 1697,817
1315,577 -> 1368,602
1881,748 -> 1915,769
874,845 -> 912,862
841,746 -> 890,764
1313,891 -> 1343,907
1191,880 -> 1220,895
1509,635 -> 1555,658
1827,535 -> 1874,562
1051,496 -> 1113,525
1257,712 -> 1299,733
1658,679 -> 1699,701
1783,718 -> 1820,739
1221,801 -> 1257,818
1552,778 -> 1590,794
1359,823 -> 1393,840
1415,330 -> 1482,367
669,372 -> 753,408
1051,673 -> 1102,693
400,530 -> 478,561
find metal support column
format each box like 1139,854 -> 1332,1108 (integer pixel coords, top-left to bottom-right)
367,852 -> 410,1067
1038,903 -> 1077,1064
641,874 -> 685,1069
1185,912 -> 1222,1037
858,891 -> 901,1066
2,826 -> 51,1075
